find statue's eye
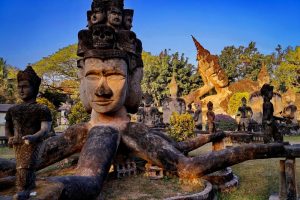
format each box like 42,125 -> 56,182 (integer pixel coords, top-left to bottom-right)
86,71 -> 101,80
106,74 -> 125,81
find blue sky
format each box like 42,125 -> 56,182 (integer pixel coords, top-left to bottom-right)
0,0 -> 299,68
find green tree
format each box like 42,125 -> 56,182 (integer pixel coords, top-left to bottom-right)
37,97 -> 58,127
142,50 -> 202,104
0,58 -> 18,103
273,46 -> 300,92
33,44 -> 78,89
33,44 -> 79,106
227,92 -> 250,115
168,112 -> 195,142
68,101 -> 90,125
219,42 -> 265,82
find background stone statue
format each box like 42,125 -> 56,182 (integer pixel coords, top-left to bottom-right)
193,102 -> 202,130
5,66 -> 52,199
261,84 -> 285,143
236,97 -> 253,131
206,101 -> 216,133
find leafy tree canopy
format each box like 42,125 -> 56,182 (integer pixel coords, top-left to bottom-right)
273,46 -> 300,92
142,50 -> 203,104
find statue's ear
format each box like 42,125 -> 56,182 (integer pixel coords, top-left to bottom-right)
77,68 -> 85,80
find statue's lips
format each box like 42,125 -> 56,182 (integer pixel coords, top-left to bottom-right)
92,100 -> 113,106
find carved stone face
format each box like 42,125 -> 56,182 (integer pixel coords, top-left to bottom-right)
123,15 -> 133,30
18,80 -> 35,102
91,10 -> 106,25
81,58 -> 128,114
107,7 -> 122,27
92,25 -> 115,49
117,30 -> 137,54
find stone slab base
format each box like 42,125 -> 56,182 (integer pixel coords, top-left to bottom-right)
203,167 -> 239,192
164,181 -> 216,200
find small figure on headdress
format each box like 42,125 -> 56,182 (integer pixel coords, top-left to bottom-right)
106,4 -> 123,30
5,66 -> 52,199
236,97 -> 253,131
206,101 -> 215,134
87,1 -> 107,28
260,84 -> 285,143
123,9 -> 134,30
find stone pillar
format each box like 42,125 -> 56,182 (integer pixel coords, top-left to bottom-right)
279,160 -> 287,199
285,158 -> 297,200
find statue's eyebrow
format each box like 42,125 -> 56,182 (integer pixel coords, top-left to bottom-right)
85,69 -> 101,76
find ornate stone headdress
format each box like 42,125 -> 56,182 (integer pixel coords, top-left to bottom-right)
78,0 -> 144,114
78,0 -> 143,73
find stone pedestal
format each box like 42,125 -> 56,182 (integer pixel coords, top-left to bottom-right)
165,180 -> 216,200
145,163 -> 164,180
203,167 -> 239,192
269,158 -> 298,200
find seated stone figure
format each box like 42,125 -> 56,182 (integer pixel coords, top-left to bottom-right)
5,66 -> 52,200
261,84 -> 285,143
236,97 -> 253,131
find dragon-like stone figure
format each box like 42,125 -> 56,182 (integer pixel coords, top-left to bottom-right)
184,36 -> 232,113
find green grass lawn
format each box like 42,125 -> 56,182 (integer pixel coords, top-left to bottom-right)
1,136 -> 300,199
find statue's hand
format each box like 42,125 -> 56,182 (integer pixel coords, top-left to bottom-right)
22,135 -> 38,145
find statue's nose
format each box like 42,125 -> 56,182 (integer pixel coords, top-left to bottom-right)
95,78 -> 113,97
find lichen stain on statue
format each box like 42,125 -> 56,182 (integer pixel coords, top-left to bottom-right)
5,66 -> 52,199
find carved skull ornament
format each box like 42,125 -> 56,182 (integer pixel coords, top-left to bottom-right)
92,24 -> 116,49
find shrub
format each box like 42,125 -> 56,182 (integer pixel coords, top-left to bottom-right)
227,92 -> 250,115
168,112 -> 195,142
68,101 -> 90,125
215,114 -> 237,131
37,97 -> 58,127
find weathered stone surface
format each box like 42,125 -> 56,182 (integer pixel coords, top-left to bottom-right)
164,181 -> 215,200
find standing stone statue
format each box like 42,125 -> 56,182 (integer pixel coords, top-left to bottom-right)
206,101 -> 216,133
236,97 -> 253,131
194,103 -> 202,130
261,84 -> 285,143
5,66 -> 52,200
186,103 -> 194,117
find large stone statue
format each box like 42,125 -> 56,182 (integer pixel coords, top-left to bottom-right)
261,84 -> 285,143
5,66 -> 52,199
236,97 -> 253,131
0,1 -> 295,199
183,36 -> 232,114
